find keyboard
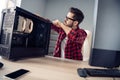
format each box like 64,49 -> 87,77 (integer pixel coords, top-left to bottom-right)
77,68 -> 120,77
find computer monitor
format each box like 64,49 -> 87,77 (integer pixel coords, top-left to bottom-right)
89,0 -> 120,68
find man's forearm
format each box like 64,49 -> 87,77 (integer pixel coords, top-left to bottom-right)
52,20 -> 72,35
60,23 -> 72,35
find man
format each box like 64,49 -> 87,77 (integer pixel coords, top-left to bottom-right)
51,7 -> 87,60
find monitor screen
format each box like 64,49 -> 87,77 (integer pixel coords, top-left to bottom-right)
89,0 -> 120,68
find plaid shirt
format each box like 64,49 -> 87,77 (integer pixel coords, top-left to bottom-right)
51,24 -> 87,60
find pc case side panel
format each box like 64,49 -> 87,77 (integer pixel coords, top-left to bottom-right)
9,7 -> 51,60
10,21 -> 51,60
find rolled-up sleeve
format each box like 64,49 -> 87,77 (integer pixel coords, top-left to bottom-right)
51,24 -> 61,33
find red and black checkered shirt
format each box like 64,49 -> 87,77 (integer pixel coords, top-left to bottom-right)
51,24 -> 87,60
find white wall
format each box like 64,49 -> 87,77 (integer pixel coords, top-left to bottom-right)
21,0 -> 46,17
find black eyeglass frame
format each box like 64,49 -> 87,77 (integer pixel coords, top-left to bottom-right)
66,16 -> 76,21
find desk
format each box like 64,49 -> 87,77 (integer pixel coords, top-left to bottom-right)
0,56 -> 119,80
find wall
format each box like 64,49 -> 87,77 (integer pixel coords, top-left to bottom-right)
21,0 -> 46,17
45,0 -> 95,31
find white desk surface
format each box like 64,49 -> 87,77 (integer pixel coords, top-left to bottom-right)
0,56 -> 119,80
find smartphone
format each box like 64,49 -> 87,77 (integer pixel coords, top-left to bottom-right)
4,69 -> 29,79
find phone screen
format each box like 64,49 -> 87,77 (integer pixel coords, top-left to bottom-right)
5,69 -> 29,79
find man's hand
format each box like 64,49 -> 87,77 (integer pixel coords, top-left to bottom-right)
52,19 -> 72,35
52,20 -> 62,28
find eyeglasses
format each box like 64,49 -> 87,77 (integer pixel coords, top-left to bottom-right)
66,16 -> 76,21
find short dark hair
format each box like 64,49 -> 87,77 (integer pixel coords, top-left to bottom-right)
69,7 -> 84,24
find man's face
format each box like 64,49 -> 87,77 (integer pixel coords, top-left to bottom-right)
64,12 -> 76,28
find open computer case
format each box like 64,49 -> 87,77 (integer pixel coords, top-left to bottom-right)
0,6 -> 51,61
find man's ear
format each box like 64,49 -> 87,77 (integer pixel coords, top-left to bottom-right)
74,21 -> 79,26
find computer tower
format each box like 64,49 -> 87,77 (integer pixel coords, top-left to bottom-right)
0,7 -> 51,61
